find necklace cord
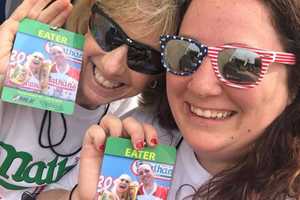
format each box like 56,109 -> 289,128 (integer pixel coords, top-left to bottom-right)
38,104 -> 110,157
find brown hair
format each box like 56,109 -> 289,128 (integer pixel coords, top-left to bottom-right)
157,0 -> 300,199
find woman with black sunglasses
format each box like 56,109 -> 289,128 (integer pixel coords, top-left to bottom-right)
80,0 -> 300,199
0,0 -> 180,199
65,0 -> 179,109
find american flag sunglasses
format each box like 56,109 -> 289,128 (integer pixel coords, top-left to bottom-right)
160,35 -> 296,89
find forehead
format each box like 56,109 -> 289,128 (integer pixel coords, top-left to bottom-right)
180,0 -> 283,51
31,53 -> 44,59
51,46 -> 64,53
138,164 -> 152,171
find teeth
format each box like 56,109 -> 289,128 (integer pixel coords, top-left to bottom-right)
94,68 -> 122,89
190,105 -> 233,120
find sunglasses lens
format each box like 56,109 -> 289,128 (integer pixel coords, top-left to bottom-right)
90,12 -> 124,51
90,5 -> 163,75
127,47 -> 162,75
163,39 -> 201,75
218,48 -> 261,85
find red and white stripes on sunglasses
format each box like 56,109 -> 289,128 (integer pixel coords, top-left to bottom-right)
207,43 -> 296,89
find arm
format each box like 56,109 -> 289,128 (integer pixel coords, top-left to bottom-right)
37,190 -> 72,200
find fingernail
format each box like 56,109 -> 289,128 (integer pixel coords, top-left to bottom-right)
135,140 -> 144,150
150,138 -> 158,145
99,145 -> 105,151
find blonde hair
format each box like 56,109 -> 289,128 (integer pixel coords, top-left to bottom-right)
66,0 -> 179,39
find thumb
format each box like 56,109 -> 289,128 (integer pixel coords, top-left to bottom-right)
0,0 -> 40,84
0,20 -> 18,80
78,125 -> 107,199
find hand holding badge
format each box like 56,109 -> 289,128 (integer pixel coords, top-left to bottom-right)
1,18 -> 84,114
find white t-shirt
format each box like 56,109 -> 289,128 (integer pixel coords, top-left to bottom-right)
0,96 -> 139,200
167,140 -> 211,200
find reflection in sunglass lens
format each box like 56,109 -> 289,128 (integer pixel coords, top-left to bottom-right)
218,48 -> 261,84
164,40 -> 201,75
90,13 -> 124,51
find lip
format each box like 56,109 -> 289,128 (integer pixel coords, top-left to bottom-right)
88,61 -> 128,96
119,184 -> 128,189
184,102 -> 236,125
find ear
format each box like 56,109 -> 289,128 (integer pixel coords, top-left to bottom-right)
148,80 -> 158,89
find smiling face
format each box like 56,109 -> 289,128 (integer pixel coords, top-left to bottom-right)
138,164 -> 154,186
26,53 -> 44,80
76,13 -> 159,109
28,53 -> 44,73
50,46 -> 67,71
167,0 -> 291,173
116,178 -> 130,193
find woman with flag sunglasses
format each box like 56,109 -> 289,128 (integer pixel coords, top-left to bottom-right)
80,0 -> 300,199
0,0 -> 181,199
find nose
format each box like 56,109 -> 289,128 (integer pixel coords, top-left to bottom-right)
187,57 -> 222,97
96,45 -> 128,78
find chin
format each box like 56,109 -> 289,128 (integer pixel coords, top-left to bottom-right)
77,89 -> 115,108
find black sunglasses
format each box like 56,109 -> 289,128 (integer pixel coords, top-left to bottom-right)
89,4 -> 164,75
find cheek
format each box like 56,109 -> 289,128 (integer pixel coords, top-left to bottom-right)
245,71 -> 288,113
228,68 -> 289,136
166,74 -> 187,105
83,38 -> 94,58
129,72 -> 154,91
83,33 -> 103,58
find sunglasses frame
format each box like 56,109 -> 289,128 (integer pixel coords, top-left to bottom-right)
160,35 -> 296,89
89,4 -> 163,75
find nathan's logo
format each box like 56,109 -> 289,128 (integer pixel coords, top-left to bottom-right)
45,42 -> 83,63
131,160 -> 173,181
0,141 -> 76,190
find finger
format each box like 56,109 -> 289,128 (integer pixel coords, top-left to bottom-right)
0,20 -> 19,80
47,5 -> 73,27
79,125 -> 106,199
99,114 -> 124,137
9,0 -> 39,21
27,0 -> 54,19
82,124 -> 107,154
143,123 -> 159,147
37,0 -> 73,24
123,117 -> 146,150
